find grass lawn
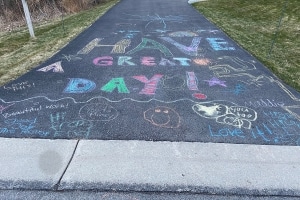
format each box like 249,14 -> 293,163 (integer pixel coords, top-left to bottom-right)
0,0 -> 119,86
193,0 -> 300,92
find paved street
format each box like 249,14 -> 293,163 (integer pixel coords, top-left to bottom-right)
0,0 -> 300,198
1,190 -> 300,200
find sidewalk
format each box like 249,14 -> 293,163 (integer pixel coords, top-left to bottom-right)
0,0 -> 300,196
1,138 -> 300,196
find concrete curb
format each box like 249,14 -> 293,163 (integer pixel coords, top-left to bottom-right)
59,140 -> 300,196
188,0 -> 207,4
1,138 -> 300,196
0,138 -> 77,190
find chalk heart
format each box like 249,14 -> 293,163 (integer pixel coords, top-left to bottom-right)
79,103 -> 118,121
193,93 -> 207,100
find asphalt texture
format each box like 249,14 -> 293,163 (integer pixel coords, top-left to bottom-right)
0,0 -> 300,145
1,190 -> 300,200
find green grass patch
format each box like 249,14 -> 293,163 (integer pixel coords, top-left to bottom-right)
193,0 -> 300,92
0,0 -> 119,86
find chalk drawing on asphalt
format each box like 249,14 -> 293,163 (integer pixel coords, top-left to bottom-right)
192,102 -> 257,129
282,105 -> 300,121
50,112 -> 93,139
168,31 -> 199,37
161,76 -> 186,91
79,103 -> 119,121
144,106 -> 180,128
123,13 -> 187,30
0,104 -> 14,114
37,61 -> 64,73
61,54 -> 82,62
222,83 -> 247,96
193,58 -> 211,66
204,77 -> 227,87
3,81 -> 35,92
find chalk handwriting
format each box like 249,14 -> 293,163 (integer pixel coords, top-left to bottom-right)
244,99 -> 285,108
37,61 -> 64,73
2,105 -> 42,119
127,38 -> 173,57
160,37 -> 201,56
101,78 -> 130,93
186,72 -> 199,91
0,118 -> 49,137
206,38 -> 235,51
209,125 -> 245,138
3,81 -> 35,92
133,75 -> 163,95
79,103 -> 118,121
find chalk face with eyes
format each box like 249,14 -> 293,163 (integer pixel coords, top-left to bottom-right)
144,106 -> 180,128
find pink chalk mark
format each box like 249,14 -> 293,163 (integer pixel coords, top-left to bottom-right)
193,93 -> 207,100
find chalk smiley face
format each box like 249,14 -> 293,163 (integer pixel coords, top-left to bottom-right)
144,106 -> 180,128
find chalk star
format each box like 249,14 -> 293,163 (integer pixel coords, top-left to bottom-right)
204,77 -> 227,87
61,54 -> 82,62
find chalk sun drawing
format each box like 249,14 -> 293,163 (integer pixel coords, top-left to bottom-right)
192,102 -> 257,129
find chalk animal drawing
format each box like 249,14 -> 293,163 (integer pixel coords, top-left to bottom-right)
144,106 -> 180,128
192,102 -> 257,129
37,61 -> 64,73
79,103 -> 119,121
123,13 -> 187,30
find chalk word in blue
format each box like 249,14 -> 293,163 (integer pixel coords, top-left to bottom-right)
208,125 -> 245,138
